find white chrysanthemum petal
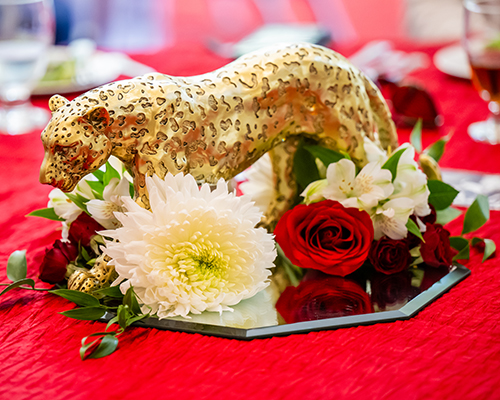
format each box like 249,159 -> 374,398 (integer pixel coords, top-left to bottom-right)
104,173 -> 276,319
238,153 -> 274,214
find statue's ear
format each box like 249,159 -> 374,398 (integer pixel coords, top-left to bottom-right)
82,106 -> 110,132
49,94 -> 69,112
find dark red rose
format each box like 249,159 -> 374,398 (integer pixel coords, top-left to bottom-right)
420,205 -> 437,225
369,236 -> 411,274
276,274 -> 373,323
370,270 -> 416,310
274,200 -> 374,276
39,240 -> 79,283
68,212 -> 105,247
420,223 -> 457,268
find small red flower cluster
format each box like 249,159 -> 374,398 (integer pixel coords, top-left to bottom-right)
39,213 -> 104,284
275,200 -> 456,277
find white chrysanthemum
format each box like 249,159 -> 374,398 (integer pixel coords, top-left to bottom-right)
322,158 -> 393,210
238,153 -> 274,214
102,173 -> 276,319
87,177 -> 132,229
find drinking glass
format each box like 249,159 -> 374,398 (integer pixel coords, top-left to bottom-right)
0,0 -> 54,135
464,0 -> 500,144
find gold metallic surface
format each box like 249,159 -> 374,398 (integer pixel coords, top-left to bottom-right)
40,43 -> 398,291
67,255 -> 116,293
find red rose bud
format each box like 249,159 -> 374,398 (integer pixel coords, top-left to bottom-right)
369,236 -> 411,275
274,200 -> 374,277
68,212 -> 105,247
39,240 -> 79,283
420,223 -> 457,268
276,275 -> 373,323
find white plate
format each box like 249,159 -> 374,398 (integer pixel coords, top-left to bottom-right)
33,46 -> 155,96
433,44 -> 471,79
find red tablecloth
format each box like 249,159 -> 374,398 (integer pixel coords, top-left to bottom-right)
1,42 -> 500,400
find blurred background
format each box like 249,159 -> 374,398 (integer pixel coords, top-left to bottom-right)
52,0 -> 463,52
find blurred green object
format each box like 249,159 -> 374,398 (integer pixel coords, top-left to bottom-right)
41,58 -> 76,82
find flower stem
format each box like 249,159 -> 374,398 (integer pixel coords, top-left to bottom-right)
0,283 -> 51,291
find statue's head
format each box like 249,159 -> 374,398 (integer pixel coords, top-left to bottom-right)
40,94 -> 112,192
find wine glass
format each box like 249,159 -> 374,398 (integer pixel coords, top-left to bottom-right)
464,0 -> 500,144
0,0 -> 54,135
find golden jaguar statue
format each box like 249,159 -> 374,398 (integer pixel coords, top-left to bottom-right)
39,42 -> 397,291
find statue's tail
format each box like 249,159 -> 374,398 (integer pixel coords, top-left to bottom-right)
363,77 -> 398,151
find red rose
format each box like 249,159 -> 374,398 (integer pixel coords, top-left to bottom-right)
420,223 -> 456,268
39,240 -> 79,283
274,200 -> 374,276
369,236 -> 411,274
68,212 -> 105,247
276,274 -> 373,323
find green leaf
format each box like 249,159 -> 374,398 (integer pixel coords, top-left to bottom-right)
106,316 -> 120,331
483,239 -> 496,262
86,181 -> 105,199
462,194 -> 490,234
471,237 -> 496,262
450,236 -> 469,251
65,193 -> 89,214
80,246 -> 91,262
117,305 -> 130,329
92,286 -> 124,298
427,180 -> 460,210
7,250 -> 27,282
382,148 -> 406,182
436,207 -> 462,225
129,182 -> 135,198
450,236 -> 470,261
87,334 -> 119,359
294,145 -> 320,189
126,314 -> 148,327
103,162 -> 121,186
303,145 -> 346,167
406,218 -> 424,242
123,286 -> 142,315
425,136 -> 450,163
26,208 -> 64,221
0,278 -> 35,296
410,119 -> 423,154
454,244 -> 470,261
60,307 -> 106,321
92,169 -> 104,182
50,289 -> 101,307
80,333 -> 119,360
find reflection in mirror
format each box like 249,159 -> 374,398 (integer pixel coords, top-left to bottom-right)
165,263 -> 453,329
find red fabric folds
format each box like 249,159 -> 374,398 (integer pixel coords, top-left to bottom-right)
1,41 -> 500,400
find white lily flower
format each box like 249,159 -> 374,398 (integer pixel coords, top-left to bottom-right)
364,136 -> 388,164
323,158 -> 394,210
371,197 -> 415,240
87,177 -> 132,229
391,144 -> 431,217
301,179 -> 328,204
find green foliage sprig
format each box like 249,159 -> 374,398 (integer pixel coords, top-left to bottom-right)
0,251 -> 149,360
